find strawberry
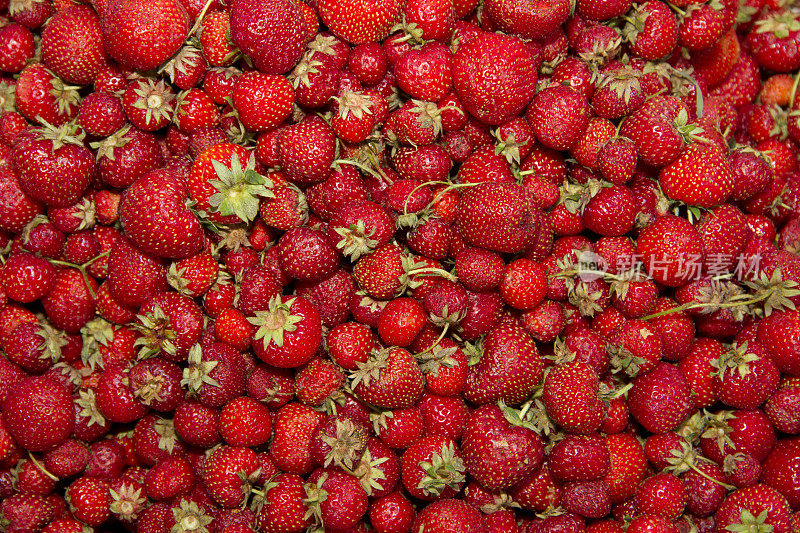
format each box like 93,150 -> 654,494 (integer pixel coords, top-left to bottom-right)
370,492 -> 416,533
716,484 -> 794,533
15,63 -> 79,126
94,126 -> 164,189
455,182 -> 540,254
218,396 -> 272,447
278,115 -> 337,185
304,468 -> 368,531
576,0 -> 632,21
232,71 -> 295,133
464,321 -> 543,406
317,0 -> 403,44
270,402 -> 325,475
764,380 -> 800,434
620,95 -> 699,168
2,375 -> 73,452
542,361 -> 605,434
40,6 -> 108,86
628,362 -> 692,433
711,341 -> 780,410
483,0 -> 570,39
202,445 -> 261,508
623,1 -> 679,60
248,295 -> 322,368
412,499 -> 487,533
350,347 -> 424,409
400,435 -> 465,500
174,88 -> 220,134
120,78 -> 176,132
528,85 -> 590,151
395,42 -> 453,102
659,144 -> 735,208
636,214 -> 705,288
451,31 -> 538,125
746,10 -> 800,73
0,24 -> 35,73
461,403 -> 544,491
14,123 -> 94,208
229,0 -> 308,75
255,473 -> 310,532
100,0 -> 191,71
119,167 -> 204,259
757,309 -> 800,377
709,53 -> 761,109
761,438 -> 800,511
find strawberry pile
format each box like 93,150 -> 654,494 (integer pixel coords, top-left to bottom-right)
1,0 -> 800,531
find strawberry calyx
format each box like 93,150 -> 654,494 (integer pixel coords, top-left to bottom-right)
171,498 -> 214,533
578,33 -> 623,68
0,79 -> 15,113
415,343 -> 458,376
76,388 -> 107,428
90,124 -> 132,161
559,178 -> 610,215
409,99 -> 445,138
208,152 -> 274,224
333,91 -> 375,121
334,219 -> 380,261
153,418 -> 180,454
754,11 -> 800,39
350,447 -> 389,496
181,343 -> 222,392
567,279 -> 606,318
389,18 -> 426,47
248,296 -> 303,349
673,107 -> 708,144
663,440 -> 735,491
711,342 -> 760,380
416,441 -> 466,497
161,44 -> 204,86
290,55 -> 325,89
35,321 -> 67,365
320,418 -> 369,470
302,473 -> 330,531
350,348 -> 391,390
132,370 -> 168,406
132,79 -> 176,127
726,510 -> 775,533
80,317 -> 115,370
109,482 -> 147,521
35,119 -> 85,152
133,304 -> 178,358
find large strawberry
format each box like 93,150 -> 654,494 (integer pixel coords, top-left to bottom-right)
317,0 -> 403,44
350,347 -> 424,409
452,31 -> 538,125
659,144 -> 735,208
2,375 -> 73,452
461,403 -> 544,491
100,0 -> 191,71
636,214 -> 705,288
119,167 -> 204,259
229,0 -> 308,75
455,182 -> 540,254
40,6 -> 108,86
13,123 -> 94,208
484,0 -> 570,40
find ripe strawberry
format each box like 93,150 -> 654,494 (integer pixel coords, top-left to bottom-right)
412,498 -> 487,533
40,6 -> 108,86
711,341 -> 779,410
218,396 -> 272,447
0,24 -> 35,73
14,123 -> 94,208
248,295 -> 322,368
484,0 -> 570,39
2,375 -> 73,452
317,0 -> 403,44
119,167 -> 204,259
15,63 -> 79,126
710,53 -> 761,109
451,31 -> 538,125
628,362 -> 692,433
233,0 -> 308,68
120,78 -> 176,132
716,484 -> 794,533
100,0 -> 191,71
659,144 -> 735,208
757,309 -> 800,377
351,347 -> 424,409
461,403 -> 544,491
270,402 -> 325,475
232,71 -> 294,132
255,473 -> 310,532
636,214 -> 705,288
203,445 -> 261,508
174,88 -> 220,134
761,438 -> 800,510
455,182 -> 540,254
528,85 -> 590,151
542,361 -> 605,434
464,321 -> 542,406
746,10 -> 800,73
400,435 -> 465,500
577,0 -> 632,21
623,1 -> 678,60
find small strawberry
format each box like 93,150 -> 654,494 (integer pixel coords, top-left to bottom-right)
350,347 -> 424,409
317,0 -> 403,44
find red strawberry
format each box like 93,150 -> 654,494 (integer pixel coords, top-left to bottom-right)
270,402 -> 325,475
401,435 -> 465,500
760,438 -> 800,511
461,403 -> 544,491
40,6 -> 108,86
350,347 -> 424,409
716,484 -> 794,533
623,1 -> 678,60
15,63 -> 79,126
2,375 -> 73,452
455,182 -> 540,254
636,214 -> 705,288
659,144 -> 735,208
248,295 -> 322,368
202,445 -> 261,508
232,71 -> 295,133
603,433 -> 647,504
278,115 -> 336,185
452,31 -> 538,125
13,123 -> 94,208
412,499 -> 486,533
229,0 -> 308,75
543,361 -> 605,434
100,0 -> 191,71
255,473 -> 310,532
119,167 -> 204,259
484,0 -> 570,39
746,10 -> 800,73
317,0 -> 403,44
304,468 -> 368,531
